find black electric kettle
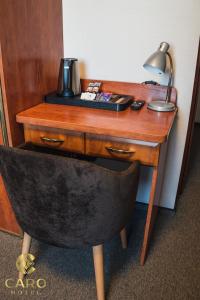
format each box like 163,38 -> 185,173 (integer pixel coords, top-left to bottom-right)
57,58 -> 80,97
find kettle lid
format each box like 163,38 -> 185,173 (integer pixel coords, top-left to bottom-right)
62,58 -> 78,62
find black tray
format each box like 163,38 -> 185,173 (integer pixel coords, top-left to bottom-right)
44,92 -> 133,111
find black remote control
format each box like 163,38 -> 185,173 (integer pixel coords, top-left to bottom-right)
131,100 -> 145,110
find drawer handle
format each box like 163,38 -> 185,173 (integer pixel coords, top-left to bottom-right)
40,136 -> 64,144
105,146 -> 135,155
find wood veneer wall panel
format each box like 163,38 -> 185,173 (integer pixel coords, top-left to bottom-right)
0,176 -> 21,235
0,0 -> 63,146
0,0 -> 63,235
0,124 -> 21,234
0,128 -> 3,145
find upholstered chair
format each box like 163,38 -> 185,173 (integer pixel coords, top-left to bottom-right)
0,144 -> 140,300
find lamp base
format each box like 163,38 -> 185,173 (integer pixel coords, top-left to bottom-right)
147,100 -> 175,112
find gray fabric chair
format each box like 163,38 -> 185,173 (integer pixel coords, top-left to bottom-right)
0,144 -> 140,300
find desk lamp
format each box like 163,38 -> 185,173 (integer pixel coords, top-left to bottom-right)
143,42 -> 175,112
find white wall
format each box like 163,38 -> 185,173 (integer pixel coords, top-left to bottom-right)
62,0 -> 200,209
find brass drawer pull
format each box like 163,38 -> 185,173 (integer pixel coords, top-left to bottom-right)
40,136 -> 64,144
105,146 -> 135,155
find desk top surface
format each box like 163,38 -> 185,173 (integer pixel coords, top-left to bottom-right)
16,102 -> 177,143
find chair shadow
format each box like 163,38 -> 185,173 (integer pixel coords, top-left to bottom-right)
32,207 -> 147,297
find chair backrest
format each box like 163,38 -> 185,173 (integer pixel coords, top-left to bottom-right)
0,145 -> 139,248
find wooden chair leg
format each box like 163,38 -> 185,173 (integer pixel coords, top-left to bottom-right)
120,228 -> 127,249
93,245 -> 105,300
18,232 -> 32,280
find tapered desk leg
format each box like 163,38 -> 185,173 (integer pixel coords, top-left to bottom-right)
140,167 -> 158,265
140,142 -> 168,266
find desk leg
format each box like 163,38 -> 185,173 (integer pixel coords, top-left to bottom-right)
140,167 -> 158,265
140,142 -> 168,265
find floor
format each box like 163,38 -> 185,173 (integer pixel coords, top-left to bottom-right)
0,126 -> 200,300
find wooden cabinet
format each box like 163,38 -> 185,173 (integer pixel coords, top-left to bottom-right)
0,127 -> 3,145
0,127 -> 21,234
0,0 -> 63,147
0,176 -> 21,235
0,0 -> 63,235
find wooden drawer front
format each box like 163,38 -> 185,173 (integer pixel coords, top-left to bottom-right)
85,134 -> 160,166
24,125 -> 84,154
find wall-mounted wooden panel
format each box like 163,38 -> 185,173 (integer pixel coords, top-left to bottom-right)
0,128 -> 3,145
0,0 -> 63,146
0,0 -> 63,235
0,176 -> 21,235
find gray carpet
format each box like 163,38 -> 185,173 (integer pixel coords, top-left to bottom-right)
0,126 -> 200,300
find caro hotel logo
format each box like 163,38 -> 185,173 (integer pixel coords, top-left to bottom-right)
4,253 -> 47,296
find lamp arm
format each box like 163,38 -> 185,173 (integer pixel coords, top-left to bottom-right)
166,52 -> 173,103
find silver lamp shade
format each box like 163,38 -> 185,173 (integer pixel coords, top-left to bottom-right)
143,42 -> 175,112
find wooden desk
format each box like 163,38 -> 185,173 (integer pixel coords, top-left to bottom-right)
16,79 -> 177,265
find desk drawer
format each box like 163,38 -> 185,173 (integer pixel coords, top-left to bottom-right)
24,125 -> 84,153
85,134 -> 160,166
